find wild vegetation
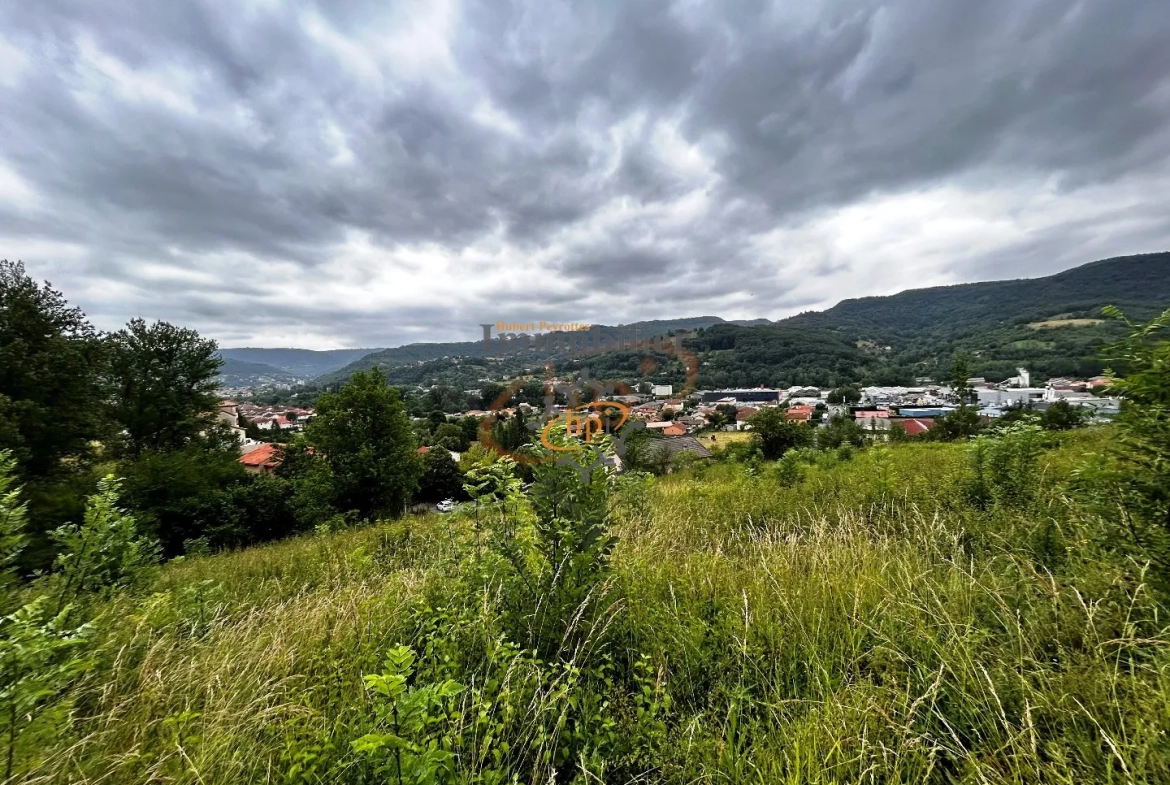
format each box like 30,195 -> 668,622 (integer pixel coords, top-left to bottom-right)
0,316 -> 1167,781
4,419 -> 1170,783
4,256 -> 1170,782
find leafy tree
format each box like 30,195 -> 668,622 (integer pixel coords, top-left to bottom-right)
709,404 -> 738,430
1086,306 -> 1170,584
50,476 -> 158,609
457,416 -> 483,446
304,369 -> 422,520
0,262 -> 104,566
432,423 -> 468,453
0,261 -> 105,480
927,407 -> 983,442
490,410 -> 529,452
277,442 -> 341,531
478,382 -> 508,410
215,474 -> 300,547
951,354 -> 975,406
416,448 -> 466,503
118,436 -> 249,557
1041,399 -> 1087,431
104,319 -> 221,458
827,386 -> 860,404
816,415 -> 865,450
748,408 -> 813,459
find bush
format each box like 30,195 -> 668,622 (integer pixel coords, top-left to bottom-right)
965,422 -> 1045,508
51,475 -> 158,606
748,408 -> 813,459
1079,306 -> 1170,586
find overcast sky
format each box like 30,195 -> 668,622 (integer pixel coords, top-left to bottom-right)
2,1 -> 1169,349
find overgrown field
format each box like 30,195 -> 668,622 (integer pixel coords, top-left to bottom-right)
13,430 -> 1170,784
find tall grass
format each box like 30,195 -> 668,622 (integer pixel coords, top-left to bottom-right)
11,429 -> 1170,783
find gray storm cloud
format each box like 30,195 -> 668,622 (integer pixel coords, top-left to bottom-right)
1,0 -> 1168,348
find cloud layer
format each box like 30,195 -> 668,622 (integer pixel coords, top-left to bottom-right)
2,0 -> 1169,348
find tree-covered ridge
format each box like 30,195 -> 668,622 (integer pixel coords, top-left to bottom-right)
679,253 -> 1170,386
778,251 -> 1170,339
302,252 -> 1169,393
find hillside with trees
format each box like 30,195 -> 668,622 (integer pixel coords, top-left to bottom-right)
304,253 -> 1170,393
6,255 -> 1170,781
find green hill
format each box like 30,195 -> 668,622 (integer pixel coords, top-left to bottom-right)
16,431 -> 1170,782
215,356 -> 299,386
219,348 -> 382,379
302,252 -> 1170,393
778,251 -> 1170,339
686,252 -> 1170,386
314,317 -> 734,385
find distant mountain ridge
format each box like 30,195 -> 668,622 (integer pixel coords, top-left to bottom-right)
316,252 -> 1168,385
318,316 -> 749,383
217,357 -> 300,386
225,252 -> 1168,392
218,348 -> 382,382
776,252 -> 1170,340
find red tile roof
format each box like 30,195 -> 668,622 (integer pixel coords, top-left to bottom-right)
899,418 -> 933,436
663,424 -> 687,436
239,443 -> 284,469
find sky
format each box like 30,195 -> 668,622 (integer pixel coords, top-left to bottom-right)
2,0 -> 1169,350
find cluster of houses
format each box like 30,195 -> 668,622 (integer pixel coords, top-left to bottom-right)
501,369 -> 1121,441
221,368 -> 1121,477
213,401 -> 317,474
232,402 -> 315,432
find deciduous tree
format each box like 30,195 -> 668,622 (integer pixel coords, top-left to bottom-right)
104,319 -> 221,457
304,369 -> 422,520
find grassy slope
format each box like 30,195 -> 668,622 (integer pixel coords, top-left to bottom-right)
19,430 -> 1170,783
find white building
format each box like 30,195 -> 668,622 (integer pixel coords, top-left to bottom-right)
651,384 -> 674,397
1002,367 -> 1031,388
1044,387 -> 1094,402
977,388 -> 1046,408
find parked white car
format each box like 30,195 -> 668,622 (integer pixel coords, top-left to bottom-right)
436,499 -> 458,513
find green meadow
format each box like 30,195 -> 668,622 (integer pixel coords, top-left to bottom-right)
11,429 -> 1170,784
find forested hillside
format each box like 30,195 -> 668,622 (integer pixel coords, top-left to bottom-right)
216,356 -> 298,386
218,348 -> 381,379
307,253 -> 1170,391
316,317 -> 737,385
778,251 -> 1170,339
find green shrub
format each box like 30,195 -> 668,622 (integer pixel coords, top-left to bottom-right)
966,422 -> 1046,508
